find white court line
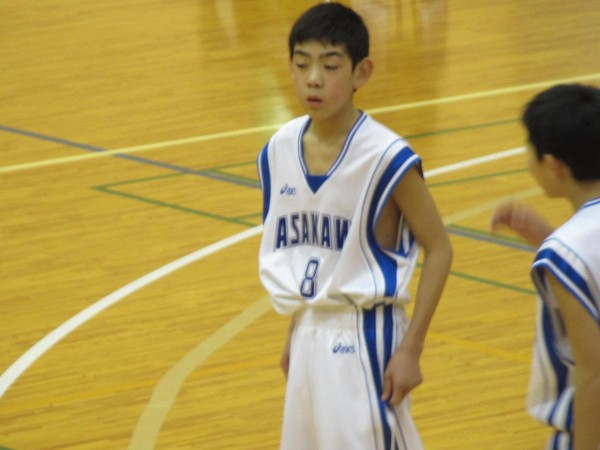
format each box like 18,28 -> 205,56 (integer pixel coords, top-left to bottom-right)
0,146 -> 528,398
2,71 -> 599,174
0,225 -> 263,398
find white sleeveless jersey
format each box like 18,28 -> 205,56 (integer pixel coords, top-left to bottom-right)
257,112 -> 421,314
528,197 -> 600,443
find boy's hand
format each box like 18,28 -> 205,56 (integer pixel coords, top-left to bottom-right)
381,346 -> 423,405
490,200 -> 535,232
490,200 -> 518,231
490,200 -> 553,246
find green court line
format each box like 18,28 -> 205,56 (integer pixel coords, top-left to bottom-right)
93,186 -> 256,227
98,172 -> 185,189
428,168 -> 527,188
0,445 -> 15,450
405,117 -> 519,140
414,262 -> 535,296
204,168 -> 260,188
447,223 -> 533,248
234,212 -> 263,221
450,269 -> 535,295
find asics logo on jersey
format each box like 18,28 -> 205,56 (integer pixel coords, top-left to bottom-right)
280,184 -> 296,195
332,343 -> 355,354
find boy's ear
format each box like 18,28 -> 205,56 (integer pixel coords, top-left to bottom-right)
543,154 -> 571,180
353,57 -> 374,90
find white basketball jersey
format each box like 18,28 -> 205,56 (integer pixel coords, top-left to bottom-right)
258,112 -> 421,314
528,197 -> 600,443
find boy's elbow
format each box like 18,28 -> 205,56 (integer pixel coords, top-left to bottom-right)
440,237 -> 453,274
438,233 -> 453,262
426,236 -> 453,268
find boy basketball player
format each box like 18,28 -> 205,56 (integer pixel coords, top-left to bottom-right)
491,84 -> 600,450
257,3 -> 452,449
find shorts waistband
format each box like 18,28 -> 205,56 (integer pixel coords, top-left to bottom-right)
295,303 -> 406,329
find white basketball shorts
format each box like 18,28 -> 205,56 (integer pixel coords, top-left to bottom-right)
280,303 -> 423,450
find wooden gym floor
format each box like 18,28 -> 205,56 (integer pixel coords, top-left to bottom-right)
1,1 -> 599,448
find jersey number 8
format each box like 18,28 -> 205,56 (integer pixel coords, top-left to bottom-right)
300,258 -> 320,298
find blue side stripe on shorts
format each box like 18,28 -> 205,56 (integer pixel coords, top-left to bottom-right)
364,305 -> 406,450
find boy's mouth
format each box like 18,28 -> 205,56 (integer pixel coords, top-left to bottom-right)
307,95 -> 323,107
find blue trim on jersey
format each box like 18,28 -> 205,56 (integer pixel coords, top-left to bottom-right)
257,143 -> 271,222
366,147 -> 420,296
328,112 -> 367,175
298,112 -> 367,193
305,174 -> 327,191
297,118 -> 311,174
565,396 -> 573,432
534,247 -> 599,322
541,304 -> 570,428
581,195 -> 600,210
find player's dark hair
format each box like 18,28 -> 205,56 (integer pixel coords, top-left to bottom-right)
523,83 -> 600,181
288,2 -> 369,69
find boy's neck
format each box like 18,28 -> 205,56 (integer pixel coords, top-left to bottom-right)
308,108 -> 361,143
568,180 -> 600,210
302,108 -> 362,175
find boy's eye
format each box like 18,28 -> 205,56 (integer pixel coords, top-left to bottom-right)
324,65 -> 339,70
294,62 -> 308,69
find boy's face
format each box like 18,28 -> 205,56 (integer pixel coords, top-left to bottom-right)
289,40 -> 369,120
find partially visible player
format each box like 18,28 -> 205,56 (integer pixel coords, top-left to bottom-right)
491,84 -> 600,450
257,3 -> 452,449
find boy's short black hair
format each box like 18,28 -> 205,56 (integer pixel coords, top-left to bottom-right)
288,2 -> 369,68
523,83 -> 600,181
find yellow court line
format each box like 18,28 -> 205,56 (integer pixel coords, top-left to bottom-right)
2,72 -> 600,175
128,297 -> 272,450
368,72 -> 600,115
442,186 -> 542,225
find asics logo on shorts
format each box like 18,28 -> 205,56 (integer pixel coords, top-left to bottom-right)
332,343 -> 355,354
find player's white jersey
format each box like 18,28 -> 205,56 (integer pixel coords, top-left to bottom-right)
528,197 -> 600,446
257,112 -> 421,314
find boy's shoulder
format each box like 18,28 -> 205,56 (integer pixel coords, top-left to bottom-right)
358,113 -> 406,141
352,114 -> 412,159
271,115 -> 310,142
267,113 -> 412,160
545,199 -> 600,252
273,113 -> 406,141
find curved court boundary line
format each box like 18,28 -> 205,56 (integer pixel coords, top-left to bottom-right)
2,72 -> 599,174
0,225 -> 263,398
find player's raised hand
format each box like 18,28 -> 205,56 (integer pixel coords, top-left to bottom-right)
381,346 -> 423,405
490,200 -> 554,247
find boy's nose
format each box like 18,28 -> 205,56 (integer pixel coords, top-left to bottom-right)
307,67 -> 323,87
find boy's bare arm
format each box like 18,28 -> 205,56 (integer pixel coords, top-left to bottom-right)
490,201 -> 554,247
382,167 -> 453,405
547,274 -> 600,450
